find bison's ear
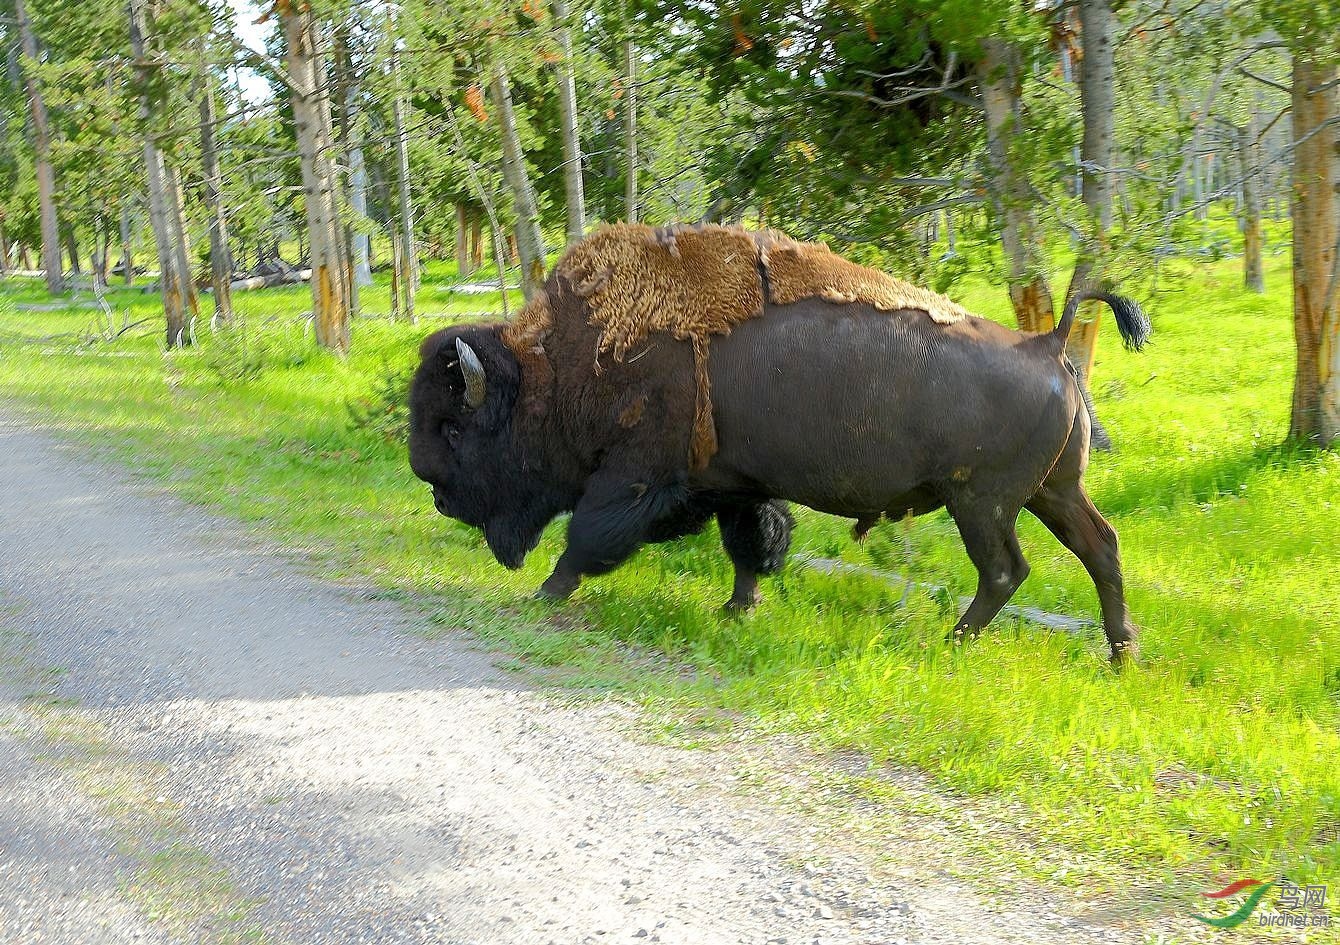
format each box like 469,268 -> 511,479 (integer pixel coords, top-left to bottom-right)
419,328 -> 455,360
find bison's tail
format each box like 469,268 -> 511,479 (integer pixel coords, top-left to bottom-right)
1049,288 -> 1150,355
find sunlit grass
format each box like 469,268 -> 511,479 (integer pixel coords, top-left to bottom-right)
1,241 -> 1335,900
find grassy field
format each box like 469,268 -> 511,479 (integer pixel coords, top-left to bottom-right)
1,242 -> 1336,919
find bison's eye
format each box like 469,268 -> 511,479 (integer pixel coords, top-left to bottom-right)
441,420 -> 462,448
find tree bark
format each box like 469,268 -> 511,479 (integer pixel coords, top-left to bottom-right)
280,4 -> 353,353
1237,116 -> 1264,294
455,203 -> 473,277
14,0 -> 62,293
977,38 -> 1055,333
335,25 -> 372,290
119,203 -> 134,286
552,0 -> 586,244
197,55 -> 233,325
470,217 -> 483,269
390,19 -> 416,320
91,222 -> 107,289
1287,55 -> 1340,445
62,227 -> 81,274
1065,0 -> 1118,449
622,38 -> 638,222
491,69 -> 547,300
389,226 -> 402,321
131,0 -> 198,348
348,143 -> 373,286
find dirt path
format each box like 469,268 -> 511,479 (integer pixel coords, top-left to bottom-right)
0,415 -> 1162,945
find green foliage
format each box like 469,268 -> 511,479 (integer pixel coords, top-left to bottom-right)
345,358 -> 413,444
197,318 -> 313,382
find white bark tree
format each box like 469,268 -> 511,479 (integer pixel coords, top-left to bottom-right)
277,1 -> 353,353
14,0 -> 62,293
390,41 -> 416,320
492,68 -> 547,300
131,0 -> 198,348
196,52 -> 233,325
1288,54 -> 1339,444
1236,112 -> 1264,294
348,143 -> 373,286
552,0 -> 585,243
622,37 -> 637,222
977,37 -> 1055,333
1066,0 -> 1117,368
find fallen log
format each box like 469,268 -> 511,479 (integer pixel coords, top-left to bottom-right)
222,268 -> 312,292
794,554 -> 1093,635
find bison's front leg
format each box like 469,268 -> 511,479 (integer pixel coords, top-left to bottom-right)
536,471 -> 688,601
717,501 -> 794,612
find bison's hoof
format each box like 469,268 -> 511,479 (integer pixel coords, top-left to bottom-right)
534,580 -> 577,602
1108,640 -> 1139,670
946,626 -> 980,646
722,584 -> 762,615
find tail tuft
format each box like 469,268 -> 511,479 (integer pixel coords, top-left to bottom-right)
1051,286 -> 1151,353
1106,292 -> 1151,351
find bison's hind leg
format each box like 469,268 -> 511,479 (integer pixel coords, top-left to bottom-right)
1025,481 -> 1137,667
718,500 -> 794,611
946,498 -> 1031,645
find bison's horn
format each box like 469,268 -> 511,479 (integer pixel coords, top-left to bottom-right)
455,338 -> 487,408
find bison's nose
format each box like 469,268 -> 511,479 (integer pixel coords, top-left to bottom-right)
433,491 -> 449,516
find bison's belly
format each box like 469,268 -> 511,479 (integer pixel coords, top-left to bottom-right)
701,400 -> 937,515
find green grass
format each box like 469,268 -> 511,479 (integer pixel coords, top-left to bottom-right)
1,243 -> 1336,917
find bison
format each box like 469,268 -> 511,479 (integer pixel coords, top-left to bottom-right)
409,229 -> 1148,665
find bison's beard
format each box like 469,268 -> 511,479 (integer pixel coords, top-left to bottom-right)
482,507 -> 555,570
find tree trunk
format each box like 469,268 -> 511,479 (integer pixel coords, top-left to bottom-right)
470,217 -> 483,269
977,38 -> 1055,333
623,38 -> 638,222
14,0 -> 62,294
0,225 -> 9,276
1288,55 -> 1340,445
90,220 -> 105,288
553,0 -> 586,243
281,4 -> 353,352
336,26 -> 372,290
131,0 -> 198,348
390,23 -> 416,320
119,203 -> 134,286
1238,117 -> 1264,294
388,226 -> 401,322
491,69 -> 547,300
455,203 -> 473,277
1065,0 -> 1118,450
349,144 -> 373,286
197,55 -> 233,325
62,227 -> 80,273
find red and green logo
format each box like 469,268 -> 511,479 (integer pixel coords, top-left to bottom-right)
1193,879 -> 1275,929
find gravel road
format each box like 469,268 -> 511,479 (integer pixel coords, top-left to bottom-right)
0,414 -> 1160,945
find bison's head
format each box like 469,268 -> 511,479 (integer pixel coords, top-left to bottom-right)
408,325 -> 570,569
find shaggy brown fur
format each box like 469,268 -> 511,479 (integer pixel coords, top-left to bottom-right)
500,222 -> 970,468
560,223 -> 765,360
755,231 -> 968,324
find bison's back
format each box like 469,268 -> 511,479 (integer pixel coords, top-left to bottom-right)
697,300 -> 1078,517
